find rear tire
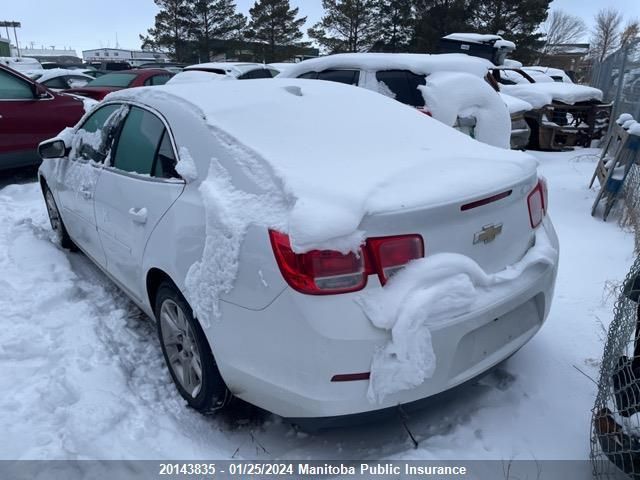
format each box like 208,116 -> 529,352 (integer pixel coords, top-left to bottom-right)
154,281 -> 230,414
44,186 -> 77,251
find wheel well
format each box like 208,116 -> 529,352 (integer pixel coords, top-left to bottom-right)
146,268 -> 178,316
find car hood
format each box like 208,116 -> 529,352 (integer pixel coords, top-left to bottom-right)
501,82 -> 604,109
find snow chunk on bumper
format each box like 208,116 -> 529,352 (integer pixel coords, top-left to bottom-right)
357,224 -> 558,403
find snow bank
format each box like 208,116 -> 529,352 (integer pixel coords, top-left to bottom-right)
499,92 -> 533,114
358,223 -> 558,403
420,72 -> 511,149
501,83 -> 603,108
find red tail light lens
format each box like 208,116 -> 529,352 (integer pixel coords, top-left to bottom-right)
417,107 -> 433,117
527,179 -> 547,228
269,230 -> 367,295
367,235 -> 425,285
269,230 -> 425,294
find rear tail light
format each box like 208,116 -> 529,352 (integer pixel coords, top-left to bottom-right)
269,230 -> 424,295
527,178 -> 548,228
366,235 -> 424,285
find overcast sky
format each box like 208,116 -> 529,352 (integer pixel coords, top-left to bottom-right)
2,0 -> 640,54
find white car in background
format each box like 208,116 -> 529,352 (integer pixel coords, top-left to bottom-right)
37,79 -> 558,418
167,61 -> 278,84
25,68 -> 94,91
0,56 -> 43,72
278,53 -> 512,149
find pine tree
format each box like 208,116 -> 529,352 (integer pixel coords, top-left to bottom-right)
246,0 -> 307,62
141,0 -> 192,62
470,0 -> 552,64
308,0 -> 381,53
374,0 -> 414,52
191,0 -> 247,62
411,0 -> 474,54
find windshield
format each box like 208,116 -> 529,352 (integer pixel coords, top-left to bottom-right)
86,73 -> 137,88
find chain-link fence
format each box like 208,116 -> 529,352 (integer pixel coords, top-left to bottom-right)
592,40 -> 640,125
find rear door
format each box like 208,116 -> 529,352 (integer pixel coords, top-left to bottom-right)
93,105 -> 184,301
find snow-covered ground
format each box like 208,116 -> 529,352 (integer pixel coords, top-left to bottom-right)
0,148 -> 634,460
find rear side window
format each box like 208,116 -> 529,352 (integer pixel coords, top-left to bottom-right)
297,72 -> 318,79
238,69 -> 274,80
42,76 -> 68,90
112,107 -> 164,175
81,104 -> 122,133
145,74 -> 172,86
153,131 -> 178,179
317,69 -> 360,85
375,70 -> 426,107
0,69 -> 34,100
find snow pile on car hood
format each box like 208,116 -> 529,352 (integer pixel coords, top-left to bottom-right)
357,222 -> 558,403
419,71 -> 511,148
501,82 -> 604,109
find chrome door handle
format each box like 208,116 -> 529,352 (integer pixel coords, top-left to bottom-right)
128,207 -> 148,225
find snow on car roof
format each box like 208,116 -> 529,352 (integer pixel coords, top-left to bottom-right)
444,33 -> 516,50
106,79 -> 537,250
280,53 -> 493,79
185,62 -> 270,76
523,66 -> 573,84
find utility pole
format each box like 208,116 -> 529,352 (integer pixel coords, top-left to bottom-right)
0,21 -> 21,56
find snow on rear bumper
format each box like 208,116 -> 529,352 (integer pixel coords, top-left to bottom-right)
209,219 -> 559,418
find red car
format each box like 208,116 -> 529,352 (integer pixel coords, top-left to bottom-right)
64,69 -> 173,101
0,64 -> 86,171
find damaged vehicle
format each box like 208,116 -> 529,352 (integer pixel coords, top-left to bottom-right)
37,79 -> 558,419
492,67 -> 612,150
278,53 -> 512,149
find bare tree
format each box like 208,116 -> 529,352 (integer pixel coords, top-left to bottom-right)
590,7 -> 623,62
621,18 -> 640,47
541,9 -> 586,55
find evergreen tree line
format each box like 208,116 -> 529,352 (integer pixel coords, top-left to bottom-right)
142,0 -> 553,64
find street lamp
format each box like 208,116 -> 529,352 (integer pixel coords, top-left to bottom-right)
0,21 -> 22,57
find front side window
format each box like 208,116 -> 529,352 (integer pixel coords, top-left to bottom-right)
75,103 -> 125,163
145,74 -> 171,86
0,69 -> 34,100
317,69 -> 360,85
238,68 -> 273,80
297,72 -> 318,79
376,70 -> 426,107
112,107 -> 165,175
42,76 -> 68,90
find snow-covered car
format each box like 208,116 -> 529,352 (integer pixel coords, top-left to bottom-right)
0,56 -> 43,73
491,67 -> 612,150
37,79 -> 559,419
25,68 -> 94,91
279,53 -> 512,149
500,93 -> 532,149
167,62 -> 279,84
523,66 -> 573,84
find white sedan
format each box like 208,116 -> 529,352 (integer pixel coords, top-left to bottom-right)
38,79 -> 558,418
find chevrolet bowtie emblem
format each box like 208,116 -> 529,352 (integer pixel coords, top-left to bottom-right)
474,224 -> 503,244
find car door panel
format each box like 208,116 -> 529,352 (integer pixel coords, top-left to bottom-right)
94,173 -> 183,300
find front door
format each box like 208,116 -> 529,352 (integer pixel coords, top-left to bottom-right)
93,106 -> 184,301
56,103 -> 127,266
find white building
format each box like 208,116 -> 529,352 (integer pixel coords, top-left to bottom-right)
12,46 -> 78,58
82,48 -> 170,66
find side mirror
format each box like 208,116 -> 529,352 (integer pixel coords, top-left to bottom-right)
32,83 -> 49,99
39,139 -> 67,159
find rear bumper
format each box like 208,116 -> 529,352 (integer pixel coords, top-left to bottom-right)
210,219 -> 559,418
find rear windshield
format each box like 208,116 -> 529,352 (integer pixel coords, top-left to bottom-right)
86,73 -> 137,88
